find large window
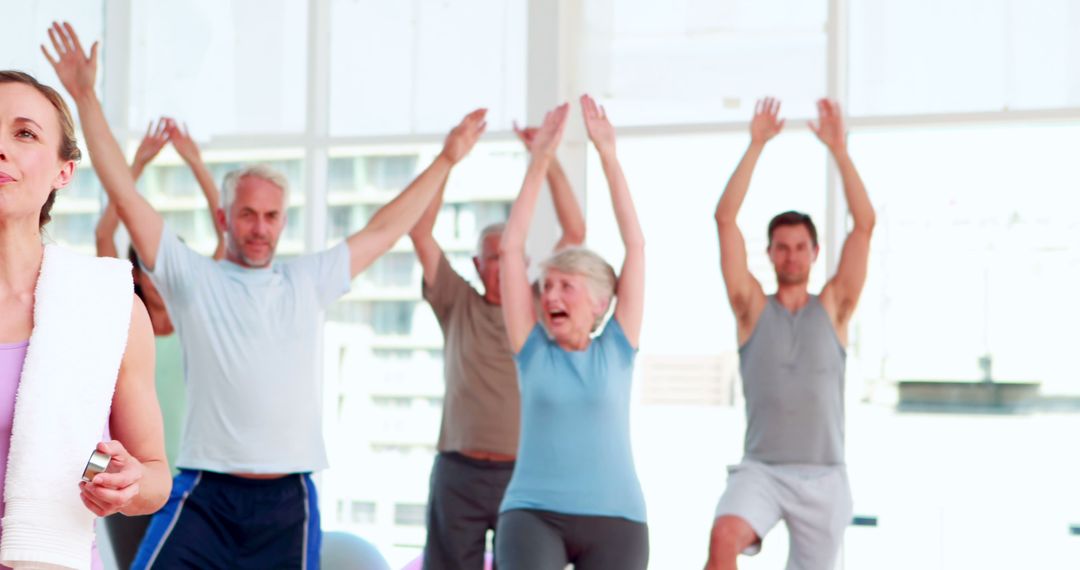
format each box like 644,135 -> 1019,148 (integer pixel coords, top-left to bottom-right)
850,123 -> 1080,386
581,0 -> 828,125
848,0 -> 1080,116
0,2 -> 105,117
841,123 -> 1080,569
329,0 -> 526,136
128,0 -> 308,137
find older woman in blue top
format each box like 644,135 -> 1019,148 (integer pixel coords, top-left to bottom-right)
494,96 -> 648,570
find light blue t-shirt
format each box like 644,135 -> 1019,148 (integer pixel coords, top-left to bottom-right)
146,226 -> 351,474
500,319 -> 647,523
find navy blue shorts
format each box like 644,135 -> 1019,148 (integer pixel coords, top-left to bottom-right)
131,470 -> 321,569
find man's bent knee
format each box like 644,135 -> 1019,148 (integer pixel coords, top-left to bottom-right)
710,515 -> 758,556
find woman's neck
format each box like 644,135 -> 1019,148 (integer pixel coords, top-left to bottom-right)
0,220 -> 44,296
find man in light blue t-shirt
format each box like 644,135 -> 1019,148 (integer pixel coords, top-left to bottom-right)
88,105 -> 490,568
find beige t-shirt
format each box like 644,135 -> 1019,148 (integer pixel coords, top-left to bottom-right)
423,254 -> 520,456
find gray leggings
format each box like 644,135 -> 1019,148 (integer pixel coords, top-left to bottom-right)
495,509 -> 649,570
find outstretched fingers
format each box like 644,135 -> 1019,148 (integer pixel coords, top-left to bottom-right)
465,108 -> 488,137
39,43 -> 58,66
46,25 -> 66,59
63,22 -> 84,55
531,102 -> 570,156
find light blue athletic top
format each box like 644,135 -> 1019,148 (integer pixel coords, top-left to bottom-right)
500,320 -> 647,523
146,226 -> 351,474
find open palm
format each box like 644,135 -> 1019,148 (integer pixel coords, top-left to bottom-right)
41,21 -> 98,100
581,94 -> 615,156
750,97 -> 785,144
530,103 -> 570,158
439,109 -> 487,165
167,121 -> 204,164
134,118 -> 171,167
809,99 -> 847,152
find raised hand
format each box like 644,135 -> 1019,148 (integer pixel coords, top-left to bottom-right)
750,97 -> 785,145
439,109 -> 488,165
166,120 -> 203,165
41,21 -> 98,101
808,98 -> 847,154
512,121 -> 540,153
530,103 -> 570,159
133,118 -> 171,170
79,440 -> 145,517
580,94 -> 615,157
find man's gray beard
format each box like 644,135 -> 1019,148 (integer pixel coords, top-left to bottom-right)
228,236 -> 275,268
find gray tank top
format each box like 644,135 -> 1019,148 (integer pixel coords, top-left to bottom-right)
739,295 -> 846,465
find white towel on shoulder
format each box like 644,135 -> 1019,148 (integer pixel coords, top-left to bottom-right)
1,245 -> 133,570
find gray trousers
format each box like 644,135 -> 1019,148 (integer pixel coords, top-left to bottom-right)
495,509 -> 649,570
424,452 -> 515,570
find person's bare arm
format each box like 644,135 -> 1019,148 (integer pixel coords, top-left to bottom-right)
96,119 -> 170,259
716,98 -> 782,325
500,105 -> 571,351
345,110 -> 487,278
407,171 -> 450,288
580,95 -> 644,347
80,296 -> 170,516
44,22 -> 164,269
94,202 -> 120,259
815,99 -> 875,324
168,121 -> 226,260
513,122 -> 586,250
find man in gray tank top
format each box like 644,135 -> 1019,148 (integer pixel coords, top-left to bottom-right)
706,98 -> 875,570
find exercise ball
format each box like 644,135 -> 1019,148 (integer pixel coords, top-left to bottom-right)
320,531 -> 391,570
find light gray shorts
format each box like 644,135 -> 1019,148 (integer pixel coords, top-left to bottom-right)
714,460 -> 852,570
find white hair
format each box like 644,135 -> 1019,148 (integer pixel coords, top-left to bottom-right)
476,222 -> 506,256
221,164 -> 290,216
539,246 -> 617,331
